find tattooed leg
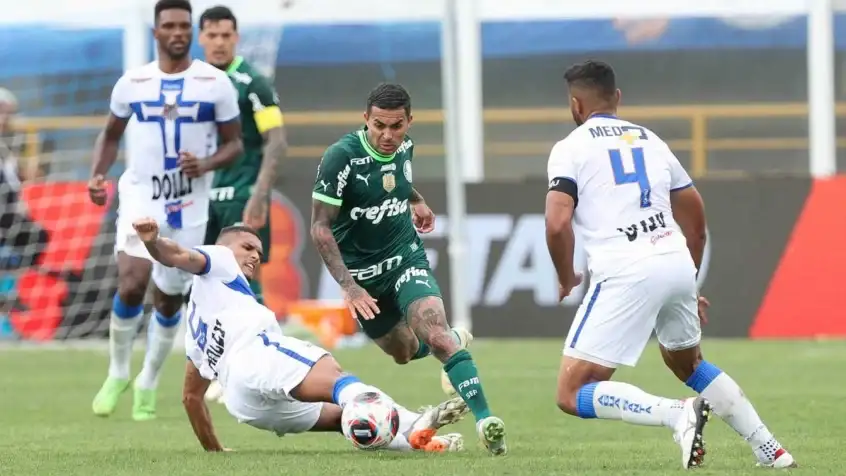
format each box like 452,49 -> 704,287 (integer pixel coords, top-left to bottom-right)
371,322 -> 426,365
406,297 -> 460,361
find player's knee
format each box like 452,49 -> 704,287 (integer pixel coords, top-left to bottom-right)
555,387 -> 580,416
390,348 -> 414,365
153,294 -> 183,317
661,344 -> 703,382
116,284 -> 146,307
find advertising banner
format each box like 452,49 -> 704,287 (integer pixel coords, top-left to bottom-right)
3,177 -> 843,340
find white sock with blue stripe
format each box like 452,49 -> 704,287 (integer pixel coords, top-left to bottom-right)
576,381 -> 685,428
686,361 -> 781,462
108,294 -> 144,380
135,308 -> 182,390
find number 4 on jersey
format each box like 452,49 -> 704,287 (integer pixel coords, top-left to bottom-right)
608,147 -> 651,208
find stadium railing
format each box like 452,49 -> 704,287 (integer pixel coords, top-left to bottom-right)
13,102 -> 842,179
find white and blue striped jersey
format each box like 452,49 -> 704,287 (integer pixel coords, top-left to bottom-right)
547,114 -> 693,280
110,60 -> 239,228
185,245 -> 281,381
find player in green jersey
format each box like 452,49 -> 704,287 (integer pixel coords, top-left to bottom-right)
310,83 -> 507,456
198,6 -> 287,304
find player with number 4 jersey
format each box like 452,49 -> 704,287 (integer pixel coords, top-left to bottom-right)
545,60 -> 795,470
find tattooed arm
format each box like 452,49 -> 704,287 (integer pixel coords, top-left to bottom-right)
410,187 -> 425,204
310,201 -> 355,289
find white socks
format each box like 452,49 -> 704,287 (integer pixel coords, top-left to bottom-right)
576,381 -> 685,428
135,309 -> 182,390
332,376 -> 382,408
107,295 -> 144,380
686,361 -> 782,462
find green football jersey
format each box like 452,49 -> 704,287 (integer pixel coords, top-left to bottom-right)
312,129 -> 426,280
210,56 -> 281,202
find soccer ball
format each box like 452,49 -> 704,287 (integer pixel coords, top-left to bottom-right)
341,392 -> 400,450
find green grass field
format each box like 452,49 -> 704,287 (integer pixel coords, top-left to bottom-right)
0,339 -> 841,475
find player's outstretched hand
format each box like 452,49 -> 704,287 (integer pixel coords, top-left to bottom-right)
132,217 -> 160,243
697,295 -> 710,325
342,283 -> 380,320
411,202 -> 435,233
558,272 -> 584,302
178,152 -> 205,178
88,174 -> 108,206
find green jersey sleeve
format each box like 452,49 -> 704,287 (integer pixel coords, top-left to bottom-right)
312,145 -> 351,207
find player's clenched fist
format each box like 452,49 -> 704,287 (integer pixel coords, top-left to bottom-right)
132,217 -> 160,243
178,151 -> 205,178
88,174 -> 108,206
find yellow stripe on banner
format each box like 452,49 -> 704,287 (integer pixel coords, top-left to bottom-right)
255,106 -> 284,133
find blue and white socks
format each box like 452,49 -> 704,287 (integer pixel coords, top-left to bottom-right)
109,295 -> 144,381
135,309 -> 182,390
685,361 -> 783,463
576,381 -> 685,428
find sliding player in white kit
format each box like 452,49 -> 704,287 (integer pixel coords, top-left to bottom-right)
89,0 -> 244,421
545,61 -> 795,469
131,217 -> 467,452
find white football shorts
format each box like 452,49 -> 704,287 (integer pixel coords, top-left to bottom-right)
114,210 -> 206,297
221,334 -> 330,436
563,251 -> 702,368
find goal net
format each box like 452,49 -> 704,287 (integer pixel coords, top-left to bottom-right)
0,3 -> 289,342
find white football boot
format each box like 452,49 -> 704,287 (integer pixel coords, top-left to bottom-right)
404,396 -> 470,450
440,327 -> 474,396
426,433 -> 465,452
756,448 -> 798,469
672,397 -> 712,469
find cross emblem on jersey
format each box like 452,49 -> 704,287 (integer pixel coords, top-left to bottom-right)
129,78 -> 216,169
128,78 -> 216,228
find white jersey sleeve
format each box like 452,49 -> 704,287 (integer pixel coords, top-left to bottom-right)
109,75 -> 132,119
215,77 -> 240,124
193,245 -> 240,281
667,146 -> 694,191
547,137 -> 582,204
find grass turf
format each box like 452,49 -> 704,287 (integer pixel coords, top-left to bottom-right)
0,339 -> 840,475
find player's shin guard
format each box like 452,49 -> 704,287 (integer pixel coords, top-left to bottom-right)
686,361 -> 783,462
443,350 -> 492,422
135,309 -> 182,390
109,294 -> 144,380
576,381 -> 684,427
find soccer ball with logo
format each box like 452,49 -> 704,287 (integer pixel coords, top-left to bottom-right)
341,392 -> 400,450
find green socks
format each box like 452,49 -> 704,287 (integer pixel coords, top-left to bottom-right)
444,349 -> 492,421
411,337 -> 431,360
250,279 -> 264,305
